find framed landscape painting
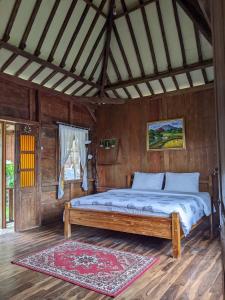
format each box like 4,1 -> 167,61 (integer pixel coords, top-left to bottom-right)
147,118 -> 186,151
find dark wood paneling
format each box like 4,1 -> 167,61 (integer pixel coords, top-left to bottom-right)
95,87 -> 217,187
0,77 -> 94,225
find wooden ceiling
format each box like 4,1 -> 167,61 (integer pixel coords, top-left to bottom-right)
0,0 -> 213,104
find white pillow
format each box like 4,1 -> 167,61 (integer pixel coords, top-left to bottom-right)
164,172 -> 200,193
132,172 -> 164,190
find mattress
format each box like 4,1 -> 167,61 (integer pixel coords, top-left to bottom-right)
70,189 -> 211,236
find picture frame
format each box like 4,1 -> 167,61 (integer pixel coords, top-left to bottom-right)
147,118 -> 186,151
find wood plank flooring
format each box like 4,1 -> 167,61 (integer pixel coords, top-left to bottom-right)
0,221 -> 222,300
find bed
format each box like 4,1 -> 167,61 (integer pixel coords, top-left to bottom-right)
64,171 -> 218,258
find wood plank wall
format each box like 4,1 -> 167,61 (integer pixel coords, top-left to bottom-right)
0,77 -> 95,224
95,87 -> 218,188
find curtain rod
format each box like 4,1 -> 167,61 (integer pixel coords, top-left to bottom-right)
56,122 -> 90,131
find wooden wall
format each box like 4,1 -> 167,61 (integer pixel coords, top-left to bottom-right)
0,76 -> 95,224
95,87 -> 218,188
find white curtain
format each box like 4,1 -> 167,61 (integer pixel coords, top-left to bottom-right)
58,125 -> 76,199
74,128 -> 89,191
58,125 -> 89,199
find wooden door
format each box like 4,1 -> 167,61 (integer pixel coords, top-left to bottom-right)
14,124 -> 40,231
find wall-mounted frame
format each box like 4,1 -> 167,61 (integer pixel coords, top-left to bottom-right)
98,138 -> 120,165
147,118 -> 186,151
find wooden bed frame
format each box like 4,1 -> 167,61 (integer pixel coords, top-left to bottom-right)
64,170 -> 218,258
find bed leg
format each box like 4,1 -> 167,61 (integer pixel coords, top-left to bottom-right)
64,202 -> 71,239
210,213 -> 214,240
172,212 -> 181,258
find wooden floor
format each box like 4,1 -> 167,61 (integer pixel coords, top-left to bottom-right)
0,221 -> 223,300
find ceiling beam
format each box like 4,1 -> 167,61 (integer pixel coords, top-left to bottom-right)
0,71 -> 124,105
114,0 -> 157,19
105,59 -> 213,90
0,40 -> 99,88
126,82 -> 214,103
99,0 -> 115,96
197,0 -> 211,28
176,0 -> 212,44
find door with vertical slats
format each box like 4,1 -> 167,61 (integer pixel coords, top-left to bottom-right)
15,124 -> 40,231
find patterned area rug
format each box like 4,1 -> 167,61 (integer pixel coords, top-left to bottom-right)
12,240 -> 158,297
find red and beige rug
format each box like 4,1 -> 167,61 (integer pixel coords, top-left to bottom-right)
12,240 -> 158,297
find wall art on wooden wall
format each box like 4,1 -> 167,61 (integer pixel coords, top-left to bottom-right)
147,118 -> 186,151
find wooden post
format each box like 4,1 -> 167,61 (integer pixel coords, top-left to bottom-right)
172,212 -> 181,258
64,201 -> 71,238
8,188 -> 14,222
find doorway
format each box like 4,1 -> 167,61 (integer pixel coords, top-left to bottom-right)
0,122 -> 15,231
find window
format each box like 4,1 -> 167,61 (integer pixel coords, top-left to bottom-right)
64,139 -> 81,181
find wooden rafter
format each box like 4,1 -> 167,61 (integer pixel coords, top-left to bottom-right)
15,59 -> 31,77
51,75 -> 67,90
159,79 -> 166,93
19,0 -> 42,50
60,2 -> 91,68
28,65 -> 45,82
109,50 -> 131,98
15,0 -> 60,76
72,83 -> 87,96
48,0 -> 78,63
70,0 -> 107,73
194,25 -> 208,83
34,0 -> 60,56
0,53 -> 17,72
2,0 -> 22,42
106,74 -> 121,99
80,22 -> 107,78
112,23 -> 144,95
172,0 -> 193,87
156,1 -> 171,70
88,48 -> 105,82
105,59 -> 213,90
176,0 -> 211,43
0,40 -> 98,87
139,0 -> 158,73
121,0 -> 145,77
99,0 -> 115,96
62,79 -> 77,93
82,86 -> 96,97
39,70 -> 57,86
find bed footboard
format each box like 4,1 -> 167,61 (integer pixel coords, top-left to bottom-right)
64,202 -> 182,258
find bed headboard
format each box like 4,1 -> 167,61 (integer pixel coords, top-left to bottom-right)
126,169 -> 219,198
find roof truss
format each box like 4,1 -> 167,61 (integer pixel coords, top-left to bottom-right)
0,0 -> 214,103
